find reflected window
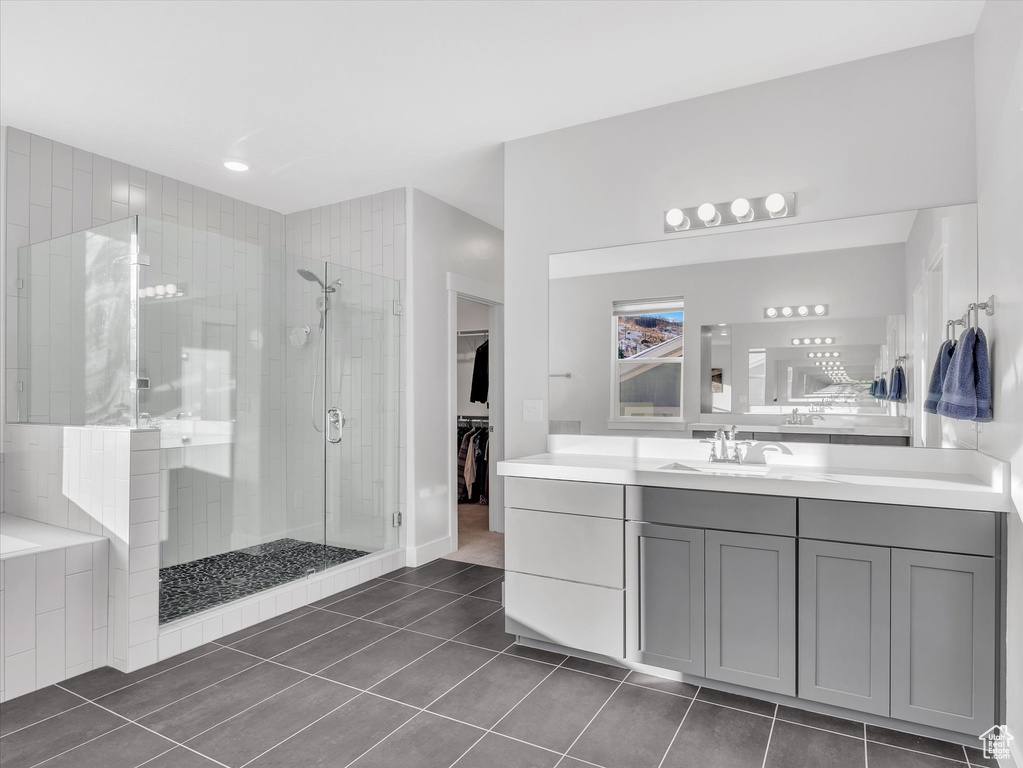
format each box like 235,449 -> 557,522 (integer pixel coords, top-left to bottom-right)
612,298 -> 684,419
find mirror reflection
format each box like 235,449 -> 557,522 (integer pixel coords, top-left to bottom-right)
549,203 -> 978,448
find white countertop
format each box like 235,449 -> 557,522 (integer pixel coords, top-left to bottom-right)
0,514 -> 106,560
497,436 -> 1009,513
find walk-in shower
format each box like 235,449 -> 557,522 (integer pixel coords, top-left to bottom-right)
9,215 -> 402,625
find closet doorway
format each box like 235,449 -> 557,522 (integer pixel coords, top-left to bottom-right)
448,288 -> 504,568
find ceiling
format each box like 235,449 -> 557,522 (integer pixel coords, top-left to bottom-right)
0,1 -> 984,228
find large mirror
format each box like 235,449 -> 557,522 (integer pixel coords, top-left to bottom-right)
548,204 -> 978,448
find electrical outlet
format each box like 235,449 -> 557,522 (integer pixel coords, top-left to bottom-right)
522,399 -> 544,423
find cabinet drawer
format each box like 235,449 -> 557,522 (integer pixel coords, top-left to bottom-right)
506,508 -> 623,588
506,477 -> 624,519
799,499 -> 996,556
626,486 -> 796,535
505,572 -> 624,658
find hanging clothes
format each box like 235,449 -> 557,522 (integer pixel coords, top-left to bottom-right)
470,340 -> 489,404
456,428 -> 474,502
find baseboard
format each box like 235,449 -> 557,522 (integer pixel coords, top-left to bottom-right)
407,535 -> 453,568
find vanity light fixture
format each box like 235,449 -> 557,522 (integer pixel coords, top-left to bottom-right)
697,203 -> 720,226
765,193 -> 788,217
223,159 -> 250,172
665,208 -> 690,231
765,302 -> 827,320
665,192 -> 795,234
730,198 -> 754,222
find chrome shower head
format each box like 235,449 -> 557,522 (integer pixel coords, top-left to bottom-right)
296,269 -> 325,289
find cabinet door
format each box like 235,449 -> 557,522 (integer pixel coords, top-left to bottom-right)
625,522 -> 704,675
799,540 -> 890,715
891,549 -> 996,734
706,530 -> 796,695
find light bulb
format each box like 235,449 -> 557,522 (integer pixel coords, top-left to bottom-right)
781,306 -> 793,317
798,306 -> 809,316
145,287 -> 156,297
730,198 -> 753,222
814,338 -> 822,344
223,159 -> 250,172
765,193 -> 787,216
665,208 -> 688,230
825,352 -> 832,357
792,339 -> 800,345
766,307 -> 778,318
138,289 -> 146,299
697,203 -> 719,224
807,353 -> 814,358
166,283 -> 177,295
803,338 -> 811,345
155,285 -> 166,296
833,352 -> 840,358
814,304 -> 826,315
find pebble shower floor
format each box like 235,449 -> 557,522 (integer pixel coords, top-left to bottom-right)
158,538 -> 368,623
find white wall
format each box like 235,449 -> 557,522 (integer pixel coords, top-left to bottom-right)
408,190 -> 502,563
549,246 -> 906,435
505,37 -> 977,460
973,4 -> 1023,765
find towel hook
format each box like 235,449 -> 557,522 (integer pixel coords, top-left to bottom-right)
968,295 -> 995,331
946,318 -> 965,342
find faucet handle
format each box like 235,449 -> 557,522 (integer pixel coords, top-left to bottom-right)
728,425 -> 739,440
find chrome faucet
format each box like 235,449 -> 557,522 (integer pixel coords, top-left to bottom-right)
701,426 -> 751,464
785,408 -> 804,425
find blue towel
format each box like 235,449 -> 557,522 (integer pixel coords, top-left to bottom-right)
924,340 -> 954,413
887,366 -> 906,403
876,377 -> 887,399
937,328 -> 993,422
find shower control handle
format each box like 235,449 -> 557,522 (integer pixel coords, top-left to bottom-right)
326,408 -> 344,444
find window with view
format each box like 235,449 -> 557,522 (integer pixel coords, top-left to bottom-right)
612,298 -> 684,420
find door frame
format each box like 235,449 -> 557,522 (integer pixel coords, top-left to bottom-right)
446,272 -> 504,553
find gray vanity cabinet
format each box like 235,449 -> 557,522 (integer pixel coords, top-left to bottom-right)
890,549 -> 996,735
798,540 -> 891,716
705,530 -> 796,696
625,522 -> 704,675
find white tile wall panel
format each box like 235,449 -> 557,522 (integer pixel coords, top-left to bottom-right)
0,536 -> 110,703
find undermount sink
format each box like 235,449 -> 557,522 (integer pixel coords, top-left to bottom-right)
659,462 -> 772,476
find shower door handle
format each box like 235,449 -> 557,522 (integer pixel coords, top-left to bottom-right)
326,408 -> 344,444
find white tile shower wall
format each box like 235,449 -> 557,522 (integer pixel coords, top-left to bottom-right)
1,126 -> 290,571
284,190 -> 406,554
157,547 -> 406,660
0,539 -> 110,703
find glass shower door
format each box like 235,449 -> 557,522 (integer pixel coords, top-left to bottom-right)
321,263 -> 401,562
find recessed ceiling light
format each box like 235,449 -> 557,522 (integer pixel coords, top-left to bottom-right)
223,159 -> 250,172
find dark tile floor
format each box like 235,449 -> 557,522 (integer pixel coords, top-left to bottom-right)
0,560 -> 994,768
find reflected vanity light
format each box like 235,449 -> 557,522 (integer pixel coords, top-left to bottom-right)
794,337 -> 835,346
223,159 -> 250,172
765,303 -> 828,319
665,192 -> 795,234
138,283 -> 186,299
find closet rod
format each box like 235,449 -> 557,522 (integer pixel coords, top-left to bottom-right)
457,329 -> 489,337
